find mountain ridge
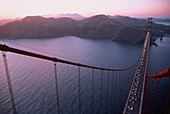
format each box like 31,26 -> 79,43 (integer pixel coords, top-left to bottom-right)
0,15 -> 169,43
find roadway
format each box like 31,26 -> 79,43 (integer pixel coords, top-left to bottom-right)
123,32 -> 150,114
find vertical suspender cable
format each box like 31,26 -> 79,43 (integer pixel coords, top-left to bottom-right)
114,71 -> 117,114
164,76 -> 170,114
54,63 -> 60,114
150,79 -> 155,113
78,67 -> 81,114
106,71 -> 109,114
100,70 -> 103,114
150,78 -> 154,113
110,71 -> 114,114
92,69 -> 94,114
151,79 -> 160,114
155,79 -> 161,111
143,73 -> 148,113
147,78 -> 152,114
146,78 -> 150,113
117,71 -> 120,114
2,51 -> 17,114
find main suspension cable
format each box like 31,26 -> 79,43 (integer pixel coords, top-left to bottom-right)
0,44 -> 140,71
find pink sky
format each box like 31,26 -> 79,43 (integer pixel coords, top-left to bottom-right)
0,0 -> 169,19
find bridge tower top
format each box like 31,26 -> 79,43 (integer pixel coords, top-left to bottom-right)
146,18 -> 152,35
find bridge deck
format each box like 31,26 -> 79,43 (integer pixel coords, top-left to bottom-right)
123,32 -> 150,114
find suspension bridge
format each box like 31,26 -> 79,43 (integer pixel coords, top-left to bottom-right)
0,18 -> 169,114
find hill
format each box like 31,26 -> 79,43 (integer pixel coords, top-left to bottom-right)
110,15 -> 170,37
42,13 -> 86,20
0,18 -> 21,26
0,16 -> 79,38
0,15 -> 124,39
0,15 -> 169,43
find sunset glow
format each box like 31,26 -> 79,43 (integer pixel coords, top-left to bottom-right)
0,0 -> 170,19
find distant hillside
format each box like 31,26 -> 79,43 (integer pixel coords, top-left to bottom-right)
113,27 -> 145,43
0,18 -> 21,26
0,15 -> 169,43
42,13 -> 86,20
0,15 -> 123,38
153,18 -> 170,23
110,15 -> 170,36
0,16 -> 79,38
76,15 -> 124,38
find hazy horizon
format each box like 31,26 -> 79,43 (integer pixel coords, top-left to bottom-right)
0,13 -> 170,20
0,0 -> 169,19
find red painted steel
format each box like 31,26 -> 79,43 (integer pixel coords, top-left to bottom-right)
106,71 -> 109,114
2,52 -> 17,114
110,71 -> 114,114
147,68 -> 170,78
54,63 -> 60,114
92,69 -> 94,114
151,79 -> 161,114
144,17 -> 170,114
1,18 -> 169,114
100,70 -> 103,114
164,76 -> 170,114
114,71 -> 117,113
78,67 -> 81,114
0,44 -> 137,71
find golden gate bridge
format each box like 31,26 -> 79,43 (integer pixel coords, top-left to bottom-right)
0,18 -> 169,114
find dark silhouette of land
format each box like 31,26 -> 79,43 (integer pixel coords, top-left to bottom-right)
0,15 -> 169,43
